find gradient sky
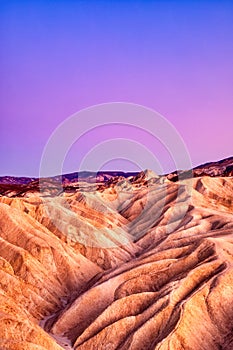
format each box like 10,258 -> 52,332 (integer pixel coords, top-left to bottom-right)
0,0 -> 233,176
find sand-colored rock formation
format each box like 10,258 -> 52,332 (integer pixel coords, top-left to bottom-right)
0,158 -> 232,349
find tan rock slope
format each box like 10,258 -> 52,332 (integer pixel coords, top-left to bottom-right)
0,158 -> 232,350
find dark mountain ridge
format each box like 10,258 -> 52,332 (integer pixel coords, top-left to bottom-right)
0,156 -> 232,187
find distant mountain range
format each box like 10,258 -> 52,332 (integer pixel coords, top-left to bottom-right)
0,156 -> 232,186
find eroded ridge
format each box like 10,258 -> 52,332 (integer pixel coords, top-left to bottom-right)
0,159 -> 232,349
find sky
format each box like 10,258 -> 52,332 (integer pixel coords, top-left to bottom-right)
0,0 -> 233,176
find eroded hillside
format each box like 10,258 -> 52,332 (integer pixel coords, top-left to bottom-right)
0,159 -> 232,350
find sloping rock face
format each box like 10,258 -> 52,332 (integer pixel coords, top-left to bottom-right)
0,158 -> 232,349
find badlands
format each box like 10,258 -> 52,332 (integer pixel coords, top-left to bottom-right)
0,157 -> 232,350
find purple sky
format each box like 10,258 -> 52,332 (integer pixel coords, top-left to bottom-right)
0,1 -> 233,176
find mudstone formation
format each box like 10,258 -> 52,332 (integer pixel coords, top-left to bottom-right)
0,157 -> 232,350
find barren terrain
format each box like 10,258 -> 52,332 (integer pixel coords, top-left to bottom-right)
0,157 -> 232,350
